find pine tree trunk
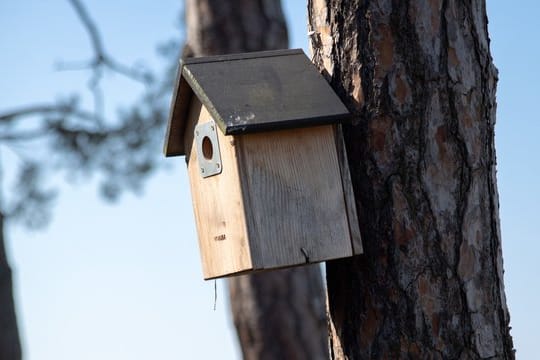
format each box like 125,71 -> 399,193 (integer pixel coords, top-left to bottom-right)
184,1 -> 328,359
0,212 -> 22,360
308,0 -> 514,358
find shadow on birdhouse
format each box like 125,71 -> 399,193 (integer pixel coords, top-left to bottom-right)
164,49 -> 362,279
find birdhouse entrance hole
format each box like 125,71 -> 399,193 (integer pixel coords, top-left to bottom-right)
201,136 -> 213,160
195,120 -> 222,178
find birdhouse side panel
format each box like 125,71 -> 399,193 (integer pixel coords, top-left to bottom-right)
185,99 -> 253,279
334,125 -> 363,255
237,125 -> 354,269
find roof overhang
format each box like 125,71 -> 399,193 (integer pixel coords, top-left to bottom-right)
163,49 -> 351,157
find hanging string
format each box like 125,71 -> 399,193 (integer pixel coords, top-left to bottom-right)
213,279 -> 217,311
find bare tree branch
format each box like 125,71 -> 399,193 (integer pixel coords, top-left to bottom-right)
0,0 -> 159,131
0,130 -> 47,142
88,66 -> 105,121
0,104 -> 103,124
66,0 -> 154,85
0,0 -> 173,226
54,59 -> 95,71
67,0 -> 105,59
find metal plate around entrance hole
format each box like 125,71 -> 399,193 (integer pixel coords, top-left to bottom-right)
195,119 -> 222,178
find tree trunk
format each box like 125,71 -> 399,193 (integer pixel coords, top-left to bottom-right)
0,212 -> 22,360
184,1 -> 328,359
228,268 -> 327,360
308,0 -> 514,358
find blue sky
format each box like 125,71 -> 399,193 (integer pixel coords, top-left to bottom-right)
0,1 -> 538,359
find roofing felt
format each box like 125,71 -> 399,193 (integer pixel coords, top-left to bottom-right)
164,49 -> 351,156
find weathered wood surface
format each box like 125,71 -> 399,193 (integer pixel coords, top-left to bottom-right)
165,49 -> 353,157
184,0 -> 328,358
309,0 -> 514,358
238,125 -> 354,268
334,124 -> 363,255
180,50 -> 351,135
187,113 -> 359,277
185,97 -> 252,279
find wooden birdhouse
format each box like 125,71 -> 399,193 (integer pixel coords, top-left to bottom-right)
164,49 -> 362,279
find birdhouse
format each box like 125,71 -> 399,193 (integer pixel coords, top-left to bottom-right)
164,49 -> 362,279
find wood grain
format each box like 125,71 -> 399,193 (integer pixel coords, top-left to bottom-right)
237,125 -> 354,268
334,124 -> 363,254
186,101 -> 358,278
185,98 -> 253,279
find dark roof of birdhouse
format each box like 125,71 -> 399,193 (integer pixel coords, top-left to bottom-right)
163,49 -> 351,157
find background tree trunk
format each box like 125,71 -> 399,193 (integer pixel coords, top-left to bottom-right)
0,212 -> 22,360
184,1 -> 328,359
309,0 -> 514,358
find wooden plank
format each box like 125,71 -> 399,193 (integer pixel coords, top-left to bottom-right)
184,98 -> 253,279
334,125 -> 363,254
163,63 -> 192,157
237,125 -> 354,268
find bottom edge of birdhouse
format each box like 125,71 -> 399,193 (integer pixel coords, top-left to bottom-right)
202,252 -> 363,280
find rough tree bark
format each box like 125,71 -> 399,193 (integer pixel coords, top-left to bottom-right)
308,0 -> 514,358
184,1 -> 328,359
0,212 -> 22,360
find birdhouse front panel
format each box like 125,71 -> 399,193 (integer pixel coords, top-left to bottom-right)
164,49 -> 363,280
184,98 -> 254,278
